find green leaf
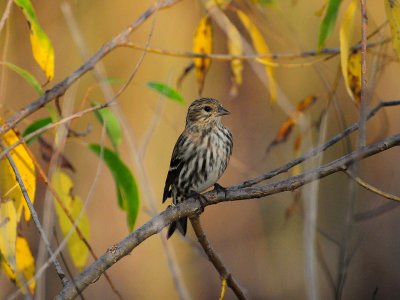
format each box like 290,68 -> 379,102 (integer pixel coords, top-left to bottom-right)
1,62 -> 43,95
88,144 -> 139,230
22,117 -> 52,144
92,102 -> 122,150
146,81 -> 185,104
318,0 -> 342,50
14,0 -> 55,80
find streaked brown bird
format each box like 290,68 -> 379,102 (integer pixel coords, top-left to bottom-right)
163,97 -> 233,238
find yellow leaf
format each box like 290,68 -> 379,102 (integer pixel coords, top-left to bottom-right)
226,22 -> 243,97
2,236 -> 36,294
385,0 -> 400,60
192,15 -> 213,95
347,50 -> 361,105
340,0 -> 358,101
0,120 -> 36,222
14,0 -> 55,80
52,170 -> 90,269
236,9 -> 277,105
0,200 -> 17,271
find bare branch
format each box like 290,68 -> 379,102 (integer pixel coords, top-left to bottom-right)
56,133 -> 400,299
345,171 -> 400,202
190,216 -> 247,300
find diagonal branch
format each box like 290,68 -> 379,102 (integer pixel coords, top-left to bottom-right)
190,216 -> 247,300
56,133 -> 400,299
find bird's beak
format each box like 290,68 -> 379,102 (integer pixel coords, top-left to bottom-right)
217,105 -> 230,116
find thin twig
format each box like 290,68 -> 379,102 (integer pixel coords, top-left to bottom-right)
354,202 -> 400,221
56,133 -> 400,299
0,0 -> 13,34
0,140 -> 69,286
345,171 -> 400,202
123,39 -> 389,61
190,216 -> 248,300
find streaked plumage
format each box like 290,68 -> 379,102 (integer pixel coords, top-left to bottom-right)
163,97 -> 233,238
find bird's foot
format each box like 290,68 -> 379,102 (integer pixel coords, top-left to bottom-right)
189,191 -> 208,213
213,183 -> 227,198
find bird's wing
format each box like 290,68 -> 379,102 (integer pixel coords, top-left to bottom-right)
162,133 -> 186,203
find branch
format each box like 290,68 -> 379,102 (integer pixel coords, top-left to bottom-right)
345,170 -> 400,202
56,133 -> 400,299
0,0 -> 182,137
190,216 -> 247,300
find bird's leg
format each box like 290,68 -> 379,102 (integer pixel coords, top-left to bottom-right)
188,191 -> 208,213
213,183 -> 227,198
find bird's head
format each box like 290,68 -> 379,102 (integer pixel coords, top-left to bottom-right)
186,97 -> 230,128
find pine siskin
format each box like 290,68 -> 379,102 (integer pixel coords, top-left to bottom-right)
163,97 -> 233,238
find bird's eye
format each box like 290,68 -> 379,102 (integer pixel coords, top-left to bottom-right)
203,106 -> 212,112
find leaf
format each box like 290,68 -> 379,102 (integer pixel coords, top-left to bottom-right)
14,0 -> 55,80
236,9 -> 277,105
146,81 -> 185,104
192,15 -> 213,95
340,0 -> 358,102
226,21 -> 243,97
267,96 -> 317,151
2,236 -> 36,294
347,50 -> 361,105
385,0 -> 400,60
0,200 -> 17,272
22,117 -> 52,144
0,120 -> 36,221
1,62 -> 43,95
318,0 -> 342,49
92,102 -> 122,150
51,170 -> 90,269
88,144 -> 140,230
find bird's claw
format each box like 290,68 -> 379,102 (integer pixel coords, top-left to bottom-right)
213,183 -> 227,198
189,191 -> 207,213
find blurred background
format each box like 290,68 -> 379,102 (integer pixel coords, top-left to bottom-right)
1,0 -> 400,299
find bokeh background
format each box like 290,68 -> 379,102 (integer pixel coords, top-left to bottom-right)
1,0 -> 400,299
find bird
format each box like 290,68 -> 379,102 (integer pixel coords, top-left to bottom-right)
162,97 -> 233,238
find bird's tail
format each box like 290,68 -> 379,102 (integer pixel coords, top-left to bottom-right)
167,217 -> 187,239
